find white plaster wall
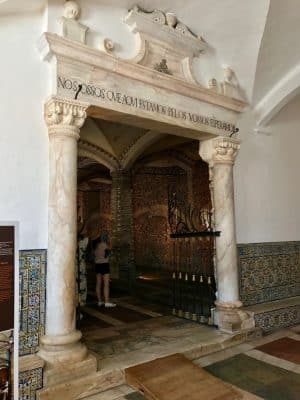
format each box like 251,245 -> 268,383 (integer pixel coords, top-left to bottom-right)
235,94 -> 300,243
0,11 -> 49,249
0,1 -> 297,249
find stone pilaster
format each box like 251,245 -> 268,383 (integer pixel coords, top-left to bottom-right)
200,137 -> 254,333
110,170 -> 135,289
39,97 -> 89,365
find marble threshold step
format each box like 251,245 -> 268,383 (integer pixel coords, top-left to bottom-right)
37,328 -> 260,400
83,340 -> 262,400
81,384 -> 136,400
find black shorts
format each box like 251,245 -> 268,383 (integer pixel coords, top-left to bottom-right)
95,263 -> 110,275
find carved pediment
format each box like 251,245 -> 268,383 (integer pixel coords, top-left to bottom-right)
124,6 -> 207,85
54,2 -> 244,101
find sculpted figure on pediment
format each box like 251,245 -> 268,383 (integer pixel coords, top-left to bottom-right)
221,66 -> 242,100
60,1 -> 88,44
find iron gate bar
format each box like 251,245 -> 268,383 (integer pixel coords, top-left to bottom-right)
170,231 -> 220,238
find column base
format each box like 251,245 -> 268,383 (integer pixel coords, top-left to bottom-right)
215,301 -> 255,333
42,354 -> 97,388
38,330 -> 87,366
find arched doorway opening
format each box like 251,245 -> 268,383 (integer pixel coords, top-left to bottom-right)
76,127 -> 216,320
75,130 -> 221,372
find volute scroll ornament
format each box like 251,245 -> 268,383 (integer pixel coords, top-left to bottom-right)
150,9 -> 166,25
45,97 -> 89,129
199,137 -> 240,167
212,137 -> 240,165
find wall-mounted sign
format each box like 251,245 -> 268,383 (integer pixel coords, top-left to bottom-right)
0,226 -> 14,331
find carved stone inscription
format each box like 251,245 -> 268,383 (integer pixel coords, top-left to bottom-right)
0,226 -> 14,331
57,76 -> 237,134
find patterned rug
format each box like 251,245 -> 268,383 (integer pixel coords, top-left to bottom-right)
256,337 -> 300,364
205,354 -> 300,400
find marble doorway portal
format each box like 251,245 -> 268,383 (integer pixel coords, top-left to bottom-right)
40,98 -> 253,374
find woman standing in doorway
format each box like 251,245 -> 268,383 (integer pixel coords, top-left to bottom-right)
94,233 -> 116,308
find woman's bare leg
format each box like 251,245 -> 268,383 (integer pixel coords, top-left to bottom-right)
96,273 -> 102,303
103,273 -> 110,303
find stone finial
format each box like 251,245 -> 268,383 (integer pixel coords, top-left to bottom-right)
61,1 -> 88,44
221,65 -> 243,100
200,137 -> 240,166
64,1 -> 80,20
103,38 -> 114,53
165,13 -> 177,28
223,66 -> 234,83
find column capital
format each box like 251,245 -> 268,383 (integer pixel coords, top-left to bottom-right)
200,136 -> 240,165
44,96 -> 89,139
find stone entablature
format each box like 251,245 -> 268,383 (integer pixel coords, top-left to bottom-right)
39,32 -> 246,140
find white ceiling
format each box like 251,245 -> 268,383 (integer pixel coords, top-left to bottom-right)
253,0 -> 300,105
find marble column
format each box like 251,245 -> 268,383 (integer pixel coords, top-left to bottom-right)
200,137 -> 254,333
39,97 -> 89,365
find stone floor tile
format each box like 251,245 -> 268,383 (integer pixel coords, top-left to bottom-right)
245,349 -> 300,374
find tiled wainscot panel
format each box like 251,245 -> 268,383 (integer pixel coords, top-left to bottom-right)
238,242 -> 300,306
19,250 -> 46,400
19,250 -> 46,355
255,305 -> 300,332
19,368 -> 43,400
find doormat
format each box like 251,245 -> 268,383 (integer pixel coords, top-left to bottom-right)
125,353 -> 242,400
205,353 -> 300,400
88,303 -> 153,323
256,337 -> 300,364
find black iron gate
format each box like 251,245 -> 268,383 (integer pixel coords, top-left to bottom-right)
168,187 -> 219,325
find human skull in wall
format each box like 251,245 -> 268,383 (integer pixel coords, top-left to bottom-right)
64,0 -> 80,20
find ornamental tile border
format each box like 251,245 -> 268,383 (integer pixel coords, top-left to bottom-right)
254,305 -> 300,333
19,250 -> 47,356
238,241 -> 300,306
19,368 -> 43,400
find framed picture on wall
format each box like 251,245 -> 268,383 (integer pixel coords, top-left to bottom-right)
0,223 -> 19,400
